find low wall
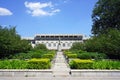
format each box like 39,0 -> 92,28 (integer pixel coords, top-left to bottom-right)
0,69 -> 53,77
71,70 -> 120,78
0,69 -> 120,79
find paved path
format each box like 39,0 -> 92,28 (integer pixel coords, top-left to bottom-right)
52,51 -> 70,77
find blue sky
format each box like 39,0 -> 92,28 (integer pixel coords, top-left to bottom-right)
0,0 -> 98,37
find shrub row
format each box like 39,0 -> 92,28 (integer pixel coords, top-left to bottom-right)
77,52 -> 107,59
42,54 -> 54,61
93,60 -> 120,69
64,51 -> 106,60
0,60 -> 27,69
11,50 -> 56,60
64,51 -> 77,59
69,59 -> 93,69
27,58 -> 51,69
0,58 -> 51,69
69,59 -> 120,69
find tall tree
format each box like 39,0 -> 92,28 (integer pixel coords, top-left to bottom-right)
92,0 -> 120,35
0,26 -> 32,58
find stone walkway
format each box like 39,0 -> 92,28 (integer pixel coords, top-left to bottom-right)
52,51 -> 70,77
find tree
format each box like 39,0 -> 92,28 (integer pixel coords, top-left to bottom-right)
34,44 -> 48,51
92,0 -> 120,35
70,42 -> 85,51
85,29 -> 120,59
0,26 -> 32,58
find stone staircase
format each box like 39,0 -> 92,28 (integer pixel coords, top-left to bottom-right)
52,51 -> 70,77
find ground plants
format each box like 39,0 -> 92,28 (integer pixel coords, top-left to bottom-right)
77,52 -> 107,60
93,60 -> 120,69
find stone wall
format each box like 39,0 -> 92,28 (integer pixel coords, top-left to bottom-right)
0,69 -> 52,77
0,69 -> 120,80
71,70 -> 120,78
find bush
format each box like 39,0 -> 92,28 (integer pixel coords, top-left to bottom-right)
10,50 -> 49,59
70,42 -> 85,51
31,52 -> 42,58
67,54 -> 77,58
77,52 -> 107,59
78,52 -> 91,59
85,29 -> 120,59
69,59 -> 93,69
0,60 -> 27,69
64,51 -> 72,56
27,58 -> 51,69
93,60 -> 120,69
42,54 -> 54,60
0,26 -> 32,59
34,44 -> 48,51
11,53 -> 31,59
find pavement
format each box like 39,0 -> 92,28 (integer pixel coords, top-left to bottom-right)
52,51 -> 70,77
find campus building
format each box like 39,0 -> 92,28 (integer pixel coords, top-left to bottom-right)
23,34 -> 88,50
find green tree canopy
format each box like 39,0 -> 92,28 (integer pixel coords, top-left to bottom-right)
92,0 -> 120,35
70,42 -> 85,51
34,44 -> 48,51
85,29 -> 120,59
0,26 -> 32,58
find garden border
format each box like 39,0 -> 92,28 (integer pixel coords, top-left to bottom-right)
0,69 -> 53,77
70,69 -> 120,78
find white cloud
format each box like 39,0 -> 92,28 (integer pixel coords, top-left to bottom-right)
24,1 -> 60,16
0,7 -> 12,16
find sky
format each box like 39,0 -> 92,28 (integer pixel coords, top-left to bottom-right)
0,0 -> 98,37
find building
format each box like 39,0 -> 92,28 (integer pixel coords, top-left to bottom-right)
23,34 -> 88,50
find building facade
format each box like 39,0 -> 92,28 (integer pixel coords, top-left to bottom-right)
23,34 -> 86,50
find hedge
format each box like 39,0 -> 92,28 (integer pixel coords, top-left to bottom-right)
42,54 -> 54,61
27,58 -> 51,69
69,59 -> 120,69
69,59 -> 93,69
77,52 -> 107,59
93,60 -> 120,69
66,54 -> 77,58
0,60 -> 27,69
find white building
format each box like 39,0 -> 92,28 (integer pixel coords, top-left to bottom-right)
23,34 -> 87,50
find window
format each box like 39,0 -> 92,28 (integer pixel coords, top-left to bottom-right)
63,43 -> 65,47
54,43 -> 56,47
48,43 -> 51,47
67,43 -> 70,47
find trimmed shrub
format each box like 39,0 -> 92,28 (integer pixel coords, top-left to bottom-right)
64,51 -> 72,56
67,54 -> 77,58
33,44 -> 48,51
31,52 -> 42,58
42,54 -> 54,60
78,52 -> 91,59
0,60 -> 27,69
77,52 -> 107,59
69,59 -> 93,69
27,58 -> 51,69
